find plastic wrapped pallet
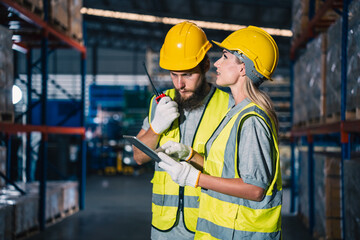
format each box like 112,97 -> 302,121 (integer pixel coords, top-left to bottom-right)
50,0 -> 70,31
0,204 -> 13,240
324,155 -> 342,240
293,57 -> 308,125
62,181 -> 78,212
298,148 -> 309,226
347,0 -> 360,118
313,153 -> 326,238
344,158 -> 360,240
0,193 -> 39,237
293,35 -> 323,125
0,25 -> 14,122
291,0 -> 309,42
25,181 -> 67,220
326,18 -> 342,119
304,36 -> 323,122
0,147 -> 6,188
14,0 -> 43,17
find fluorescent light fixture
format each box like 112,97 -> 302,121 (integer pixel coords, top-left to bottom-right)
81,7 -> 292,37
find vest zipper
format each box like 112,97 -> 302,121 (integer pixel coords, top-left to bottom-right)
179,186 -> 184,210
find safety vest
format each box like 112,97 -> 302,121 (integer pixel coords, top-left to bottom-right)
195,101 -> 282,240
149,87 -> 232,232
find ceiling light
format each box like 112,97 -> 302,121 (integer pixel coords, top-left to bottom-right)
81,7 -> 292,37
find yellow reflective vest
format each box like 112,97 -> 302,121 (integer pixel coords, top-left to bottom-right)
195,101 -> 282,239
149,87 -> 232,232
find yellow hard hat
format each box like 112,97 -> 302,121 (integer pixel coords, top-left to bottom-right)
160,21 -> 212,71
213,26 -> 279,84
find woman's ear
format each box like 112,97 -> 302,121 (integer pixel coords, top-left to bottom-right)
239,62 -> 246,77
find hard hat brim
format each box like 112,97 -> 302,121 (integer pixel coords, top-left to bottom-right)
212,40 -> 225,50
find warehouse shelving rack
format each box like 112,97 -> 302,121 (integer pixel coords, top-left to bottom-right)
290,0 -> 360,238
0,0 -> 87,231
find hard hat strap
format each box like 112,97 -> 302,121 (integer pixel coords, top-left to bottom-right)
232,51 -> 266,87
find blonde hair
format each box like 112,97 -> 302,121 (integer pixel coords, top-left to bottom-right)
244,77 -> 279,135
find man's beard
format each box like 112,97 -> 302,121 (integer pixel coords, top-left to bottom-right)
174,77 -> 210,111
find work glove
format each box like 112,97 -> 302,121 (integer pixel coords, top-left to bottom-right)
150,96 -> 180,135
158,152 -> 200,188
158,141 -> 193,161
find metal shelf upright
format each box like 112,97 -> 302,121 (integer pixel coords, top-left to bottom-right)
0,0 -> 87,231
290,0 -> 360,238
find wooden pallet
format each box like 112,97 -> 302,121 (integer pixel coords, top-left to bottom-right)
46,205 -> 79,226
15,226 -> 40,240
49,18 -> 69,34
15,0 -> 44,19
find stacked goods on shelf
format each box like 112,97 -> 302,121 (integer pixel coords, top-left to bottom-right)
0,147 -> 5,188
291,0 -> 341,43
0,203 -> 12,240
293,35 -> 325,126
14,0 -> 44,17
49,0 -> 83,43
313,153 -> 325,238
62,181 -> 78,213
344,158 -> 360,240
50,0 -> 70,32
314,0 -> 342,32
323,155 -> 342,239
297,150 -> 343,239
298,148 -> 309,226
0,181 -> 78,238
14,0 -> 83,43
326,18 -> 342,122
0,25 -> 14,123
325,0 -> 359,121
291,0 -> 309,42
25,181 -> 79,220
347,0 -> 360,119
69,0 -> 83,43
0,190 -> 39,238
293,59 -> 306,126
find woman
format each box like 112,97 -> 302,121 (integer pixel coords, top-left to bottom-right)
157,26 -> 282,239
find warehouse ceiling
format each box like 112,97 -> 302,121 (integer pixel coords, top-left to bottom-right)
83,0 -> 293,72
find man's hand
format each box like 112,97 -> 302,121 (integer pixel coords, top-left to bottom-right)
158,152 -> 200,188
158,141 -> 193,161
150,97 -> 179,135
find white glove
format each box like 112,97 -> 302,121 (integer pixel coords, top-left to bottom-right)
158,141 -> 193,161
158,152 -> 200,188
150,96 -> 179,135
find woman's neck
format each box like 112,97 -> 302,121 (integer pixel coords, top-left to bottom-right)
230,81 -> 247,105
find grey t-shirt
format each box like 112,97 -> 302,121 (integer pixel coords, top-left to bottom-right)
239,115 -> 273,189
204,97 -> 274,190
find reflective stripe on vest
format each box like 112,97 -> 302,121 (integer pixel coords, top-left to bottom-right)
150,87 -> 232,232
195,102 -> 282,239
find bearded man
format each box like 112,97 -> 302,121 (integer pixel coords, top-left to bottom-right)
133,21 -> 234,240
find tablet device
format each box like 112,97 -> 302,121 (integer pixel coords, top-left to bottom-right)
123,135 -> 162,163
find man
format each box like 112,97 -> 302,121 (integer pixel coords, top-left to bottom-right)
133,21 -> 234,239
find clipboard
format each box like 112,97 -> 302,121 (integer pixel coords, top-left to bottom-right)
123,135 -> 162,163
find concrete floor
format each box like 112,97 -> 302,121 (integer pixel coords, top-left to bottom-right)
26,172 -> 315,240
